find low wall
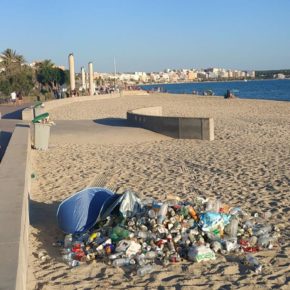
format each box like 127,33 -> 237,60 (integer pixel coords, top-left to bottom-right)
127,106 -> 214,140
121,90 -> 149,96
22,108 -> 33,121
0,123 -> 31,290
21,90 -> 148,120
44,92 -> 122,111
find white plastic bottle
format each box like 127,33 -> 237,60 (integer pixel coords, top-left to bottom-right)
145,251 -> 157,260
64,234 -> 73,248
254,225 -> 272,236
112,258 -> 134,267
228,218 -> 239,238
68,260 -> 79,267
157,203 -> 168,225
137,264 -> 155,276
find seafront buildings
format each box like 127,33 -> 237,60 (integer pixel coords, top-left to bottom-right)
95,67 -> 256,86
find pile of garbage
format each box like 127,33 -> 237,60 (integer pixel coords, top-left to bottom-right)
54,190 -> 280,276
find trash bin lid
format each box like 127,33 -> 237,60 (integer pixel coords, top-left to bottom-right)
32,112 -> 49,123
33,101 -> 43,108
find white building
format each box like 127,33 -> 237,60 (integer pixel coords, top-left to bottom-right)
275,73 -> 285,79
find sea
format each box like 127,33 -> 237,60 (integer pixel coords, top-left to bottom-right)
140,79 -> 290,102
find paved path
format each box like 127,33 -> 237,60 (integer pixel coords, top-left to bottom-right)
0,103 -> 32,119
0,104 -> 32,160
0,119 -> 25,160
0,103 -> 169,160
50,119 -> 170,145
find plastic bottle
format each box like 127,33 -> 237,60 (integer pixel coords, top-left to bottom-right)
68,260 -> 80,267
108,252 -> 123,260
224,238 -> 238,252
227,218 -> 239,238
211,241 -> 222,253
110,226 -> 130,242
257,235 -> 274,248
64,234 -> 73,248
148,209 -> 156,219
62,252 -> 75,261
187,206 -> 199,221
245,254 -> 262,273
88,232 -> 99,243
173,234 -> 182,243
253,225 -> 272,236
137,231 -> 156,240
229,207 -> 242,216
168,240 -> 176,252
249,236 -> 258,246
206,199 -> 221,212
112,258 -> 135,267
145,251 -> 157,260
136,254 -> 146,266
157,203 -> 168,225
137,264 -> 155,276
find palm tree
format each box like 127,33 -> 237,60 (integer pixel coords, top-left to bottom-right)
34,59 -> 54,69
0,48 -> 25,73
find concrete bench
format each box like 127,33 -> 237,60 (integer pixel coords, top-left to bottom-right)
127,106 -> 214,141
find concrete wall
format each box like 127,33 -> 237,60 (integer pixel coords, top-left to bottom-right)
0,123 -> 31,290
127,106 -> 214,140
22,108 -> 33,121
21,90 -> 147,114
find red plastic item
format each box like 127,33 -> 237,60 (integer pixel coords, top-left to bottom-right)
239,240 -> 250,247
243,246 -> 259,253
156,239 -> 167,247
74,251 -> 85,260
72,247 -> 83,253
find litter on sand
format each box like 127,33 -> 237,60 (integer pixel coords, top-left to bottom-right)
53,188 -> 281,276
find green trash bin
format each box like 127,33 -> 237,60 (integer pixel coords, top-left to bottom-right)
33,101 -> 44,118
32,113 -> 51,150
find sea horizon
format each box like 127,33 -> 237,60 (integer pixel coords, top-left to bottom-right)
140,79 -> 290,102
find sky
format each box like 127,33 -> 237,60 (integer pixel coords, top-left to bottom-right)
0,0 -> 290,72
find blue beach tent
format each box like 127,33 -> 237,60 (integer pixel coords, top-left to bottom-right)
56,187 -> 117,234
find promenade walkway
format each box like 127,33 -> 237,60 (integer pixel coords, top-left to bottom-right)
0,104 -> 31,160
50,119 -> 170,145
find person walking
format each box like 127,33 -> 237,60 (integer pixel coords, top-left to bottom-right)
11,91 -> 17,105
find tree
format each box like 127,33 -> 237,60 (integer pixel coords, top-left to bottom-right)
0,66 -> 34,95
0,48 -> 34,96
0,48 -> 25,74
36,60 -> 67,95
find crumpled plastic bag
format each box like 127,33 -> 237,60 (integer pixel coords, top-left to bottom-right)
100,190 -> 144,220
199,212 -> 232,232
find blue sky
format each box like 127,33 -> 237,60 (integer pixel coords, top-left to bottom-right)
1,0 -> 290,72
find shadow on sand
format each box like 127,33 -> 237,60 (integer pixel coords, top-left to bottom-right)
29,198 -> 63,259
1,108 -> 24,119
93,118 -> 135,127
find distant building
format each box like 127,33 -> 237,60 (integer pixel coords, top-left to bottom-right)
197,72 -> 207,80
274,73 -> 285,79
219,70 -> 229,79
246,71 -> 255,78
187,71 -> 197,81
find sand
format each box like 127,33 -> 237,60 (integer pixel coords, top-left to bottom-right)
28,93 -> 290,289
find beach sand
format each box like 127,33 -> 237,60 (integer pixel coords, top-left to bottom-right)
28,93 -> 290,289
